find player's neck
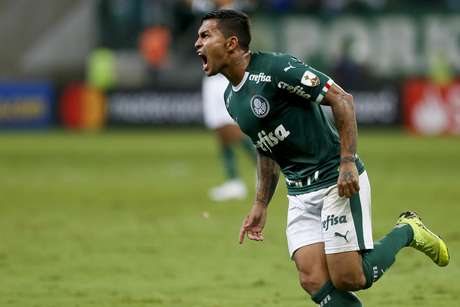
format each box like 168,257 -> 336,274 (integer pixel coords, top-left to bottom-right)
222,50 -> 251,86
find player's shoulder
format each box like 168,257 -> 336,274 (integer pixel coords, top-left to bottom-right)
251,51 -> 307,74
251,51 -> 298,66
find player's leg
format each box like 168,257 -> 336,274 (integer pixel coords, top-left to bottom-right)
287,193 -> 362,306
293,243 -> 329,294
293,244 -> 363,306
322,171 -> 375,290
215,124 -> 244,178
327,211 -> 445,291
216,123 -> 256,172
203,75 -> 247,201
324,170 -> 412,290
327,225 -> 412,290
209,124 -> 247,201
359,210 -> 449,289
238,134 -> 257,162
326,251 -> 366,290
324,171 -> 448,291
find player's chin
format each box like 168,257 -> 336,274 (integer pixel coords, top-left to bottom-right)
204,69 -> 218,77
203,63 -> 212,74
204,62 -> 220,76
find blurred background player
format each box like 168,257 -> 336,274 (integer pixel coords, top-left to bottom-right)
190,0 -> 257,202
202,73 -> 256,201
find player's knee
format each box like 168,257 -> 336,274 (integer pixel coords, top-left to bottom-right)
330,271 -> 366,291
298,271 -> 325,294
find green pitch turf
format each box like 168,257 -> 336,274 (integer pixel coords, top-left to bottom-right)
0,129 -> 458,307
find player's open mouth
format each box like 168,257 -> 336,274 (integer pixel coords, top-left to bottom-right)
198,52 -> 208,71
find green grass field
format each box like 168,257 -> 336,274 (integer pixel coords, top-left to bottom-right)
0,129 -> 458,307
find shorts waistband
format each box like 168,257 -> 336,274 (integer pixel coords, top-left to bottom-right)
285,173 -> 320,188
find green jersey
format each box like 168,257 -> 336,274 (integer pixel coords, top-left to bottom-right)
223,52 -> 364,195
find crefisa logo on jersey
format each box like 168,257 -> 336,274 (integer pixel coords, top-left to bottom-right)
278,81 -> 311,99
249,72 -> 272,84
255,124 -> 291,152
250,95 -> 270,118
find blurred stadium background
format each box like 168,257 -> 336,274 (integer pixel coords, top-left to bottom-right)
0,1 -> 459,306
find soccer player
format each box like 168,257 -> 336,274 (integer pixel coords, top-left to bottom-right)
194,9 -> 450,306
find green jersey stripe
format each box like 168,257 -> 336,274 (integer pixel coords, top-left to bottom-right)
350,193 -> 366,250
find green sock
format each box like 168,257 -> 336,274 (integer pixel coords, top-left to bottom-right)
312,281 -> 362,306
221,145 -> 237,179
361,224 -> 413,288
239,137 -> 257,163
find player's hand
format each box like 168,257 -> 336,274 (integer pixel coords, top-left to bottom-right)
337,160 -> 360,198
239,202 -> 267,244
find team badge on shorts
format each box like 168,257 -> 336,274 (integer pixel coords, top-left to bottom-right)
250,95 -> 270,118
301,70 -> 320,87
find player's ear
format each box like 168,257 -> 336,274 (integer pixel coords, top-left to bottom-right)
226,36 -> 238,51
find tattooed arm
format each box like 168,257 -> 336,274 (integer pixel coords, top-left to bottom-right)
255,153 -> 280,207
239,152 -> 280,244
322,83 -> 360,198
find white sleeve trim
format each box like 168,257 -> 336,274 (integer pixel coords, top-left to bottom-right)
315,79 -> 335,103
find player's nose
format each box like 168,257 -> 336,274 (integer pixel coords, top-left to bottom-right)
194,38 -> 202,51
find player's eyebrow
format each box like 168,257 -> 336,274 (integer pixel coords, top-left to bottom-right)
199,30 -> 210,37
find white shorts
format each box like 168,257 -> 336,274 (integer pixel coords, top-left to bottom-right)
286,171 -> 373,258
202,74 -> 236,129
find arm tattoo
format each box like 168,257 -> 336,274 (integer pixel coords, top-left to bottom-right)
255,154 -> 280,207
342,171 -> 354,182
330,89 -> 358,159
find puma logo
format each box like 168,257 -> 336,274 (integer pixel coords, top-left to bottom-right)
283,61 -> 295,72
334,231 -> 350,242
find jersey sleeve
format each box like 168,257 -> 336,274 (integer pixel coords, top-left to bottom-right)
272,55 -> 334,104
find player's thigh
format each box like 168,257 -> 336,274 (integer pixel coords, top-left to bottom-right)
293,243 -> 330,294
215,124 -> 243,145
326,251 -> 365,290
286,193 -> 324,259
287,193 -> 328,294
321,171 -> 373,255
322,171 -> 373,290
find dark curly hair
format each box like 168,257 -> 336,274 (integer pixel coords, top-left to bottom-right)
201,9 -> 251,51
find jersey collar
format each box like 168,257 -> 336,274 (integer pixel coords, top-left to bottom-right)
231,71 -> 249,92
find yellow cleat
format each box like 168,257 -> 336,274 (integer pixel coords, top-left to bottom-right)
397,211 -> 450,267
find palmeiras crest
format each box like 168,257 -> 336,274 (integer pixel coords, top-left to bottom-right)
250,95 -> 270,118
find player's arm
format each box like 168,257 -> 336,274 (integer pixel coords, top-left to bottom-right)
322,83 -> 360,198
255,152 -> 280,207
239,152 -> 280,244
273,55 -> 358,197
